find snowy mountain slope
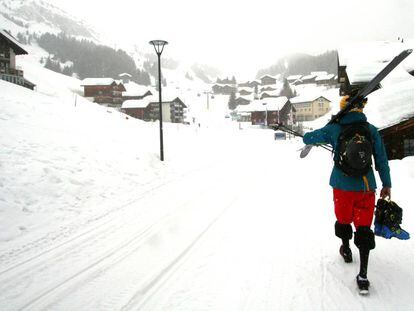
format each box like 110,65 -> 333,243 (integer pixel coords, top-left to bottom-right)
0,0 -> 216,98
0,0 -> 99,40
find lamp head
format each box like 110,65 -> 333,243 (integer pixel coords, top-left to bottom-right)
149,40 -> 168,55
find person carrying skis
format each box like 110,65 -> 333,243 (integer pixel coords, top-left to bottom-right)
302,94 -> 391,294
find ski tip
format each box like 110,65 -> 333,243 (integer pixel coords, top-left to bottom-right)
406,49 -> 413,55
299,145 -> 313,158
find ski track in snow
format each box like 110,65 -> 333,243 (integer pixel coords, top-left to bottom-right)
0,159 -> 229,310
0,129 -> 413,311
0,163 -> 213,269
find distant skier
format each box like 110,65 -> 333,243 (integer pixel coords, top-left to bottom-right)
303,95 -> 391,294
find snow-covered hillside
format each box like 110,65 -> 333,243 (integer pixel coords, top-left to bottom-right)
1,70 -> 414,309
0,0 -> 99,40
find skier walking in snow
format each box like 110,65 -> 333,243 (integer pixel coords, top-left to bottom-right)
303,94 -> 391,294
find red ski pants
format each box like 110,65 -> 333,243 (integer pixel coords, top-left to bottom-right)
333,188 -> 376,228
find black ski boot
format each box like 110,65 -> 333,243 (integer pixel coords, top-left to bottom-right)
335,222 -> 353,263
339,245 -> 353,263
356,275 -> 370,295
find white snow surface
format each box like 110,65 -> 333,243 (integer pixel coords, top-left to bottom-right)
1,50 -> 414,311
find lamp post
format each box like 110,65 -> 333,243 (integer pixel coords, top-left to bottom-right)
263,102 -> 268,127
149,40 -> 168,161
203,91 -> 213,110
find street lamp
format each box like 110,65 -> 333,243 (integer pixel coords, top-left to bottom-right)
149,40 -> 168,161
203,91 -> 213,110
263,102 -> 268,127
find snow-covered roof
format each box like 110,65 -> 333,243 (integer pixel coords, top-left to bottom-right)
238,87 -> 253,92
218,84 -> 236,88
260,74 -> 280,80
311,71 -> 328,76
301,74 -> 317,81
287,75 -> 302,81
81,78 -> 116,86
290,95 -> 330,104
123,82 -> 154,94
260,90 -> 280,96
338,41 -> 410,67
339,40 -> 414,84
237,97 -> 289,112
0,29 -> 27,55
236,95 -> 252,101
260,96 -> 289,110
338,39 -> 414,128
315,74 -> 335,81
121,99 -> 151,109
367,77 -> 414,129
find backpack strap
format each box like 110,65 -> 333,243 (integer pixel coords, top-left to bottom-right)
362,175 -> 370,191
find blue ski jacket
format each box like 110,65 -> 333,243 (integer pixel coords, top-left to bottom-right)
303,111 -> 391,191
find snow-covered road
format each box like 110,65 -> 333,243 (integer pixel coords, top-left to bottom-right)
1,127 -> 413,311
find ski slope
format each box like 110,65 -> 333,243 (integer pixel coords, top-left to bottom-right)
1,77 -> 414,310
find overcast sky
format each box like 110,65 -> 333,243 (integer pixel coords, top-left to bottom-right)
50,0 -> 414,78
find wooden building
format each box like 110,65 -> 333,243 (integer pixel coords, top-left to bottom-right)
315,74 -> 336,86
0,29 -> 35,90
248,80 -> 261,88
260,86 -> 276,92
260,75 -> 277,85
239,88 -> 252,96
379,116 -> 414,160
238,81 -> 250,88
119,72 -> 132,84
212,84 -> 237,95
81,78 -> 126,106
122,97 -> 187,123
301,74 -> 317,84
122,90 -> 152,101
121,99 -> 150,119
235,96 -> 250,106
260,90 -> 279,99
287,75 -> 303,83
247,97 -> 295,126
147,97 -> 187,123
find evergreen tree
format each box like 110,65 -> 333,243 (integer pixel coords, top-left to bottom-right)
44,56 -> 62,73
228,91 -> 237,110
62,65 -> 74,77
279,78 -> 295,99
37,32 -> 151,85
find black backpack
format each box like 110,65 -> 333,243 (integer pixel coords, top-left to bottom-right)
335,122 -> 373,177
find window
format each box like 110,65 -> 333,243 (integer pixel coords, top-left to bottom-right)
404,139 -> 414,156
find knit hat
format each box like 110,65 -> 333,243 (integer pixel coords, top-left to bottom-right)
340,95 -> 367,112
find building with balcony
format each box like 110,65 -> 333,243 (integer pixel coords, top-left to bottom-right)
81,78 -> 126,106
0,29 -> 35,90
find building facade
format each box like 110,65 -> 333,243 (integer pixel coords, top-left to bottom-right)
260,75 -> 277,85
147,97 -> 187,123
292,96 -> 331,122
0,29 -> 35,90
379,116 -> 414,160
81,78 -> 126,106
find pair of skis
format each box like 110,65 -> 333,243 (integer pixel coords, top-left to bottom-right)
300,48 -> 413,158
